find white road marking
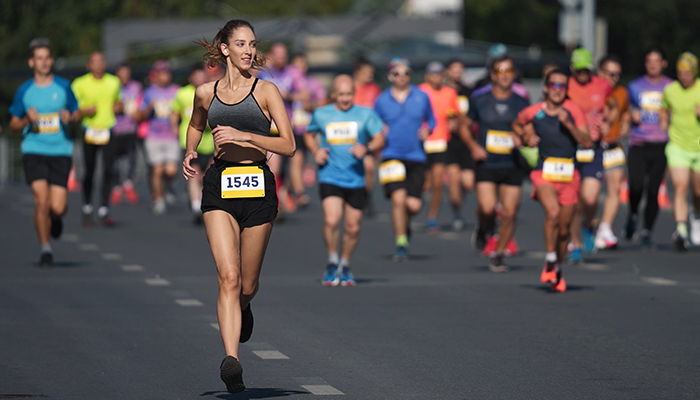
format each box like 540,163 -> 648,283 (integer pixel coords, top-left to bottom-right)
253,350 -> 289,360
176,299 -> 204,307
301,385 -> 344,395
687,289 -> 700,295
642,277 -> 678,286
61,233 -> 79,242
101,253 -> 122,261
145,278 -> 171,286
580,263 -> 609,271
80,243 -> 99,251
210,323 -> 220,331
121,264 -> 144,272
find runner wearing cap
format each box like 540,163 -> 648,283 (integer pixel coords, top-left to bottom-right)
374,57 -> 435,261
71,51 -> 121,227
624,47 -> 673,249
9,38 -> 80,267
459,55 -> 529,272
138,60 -> 181,215
444,58 -> 475,230
305,75 -> 386,286
514,68 -> 591,292
566,48 -> 618,262
663,52 -> 700,250
593,55 -> 630,249
419,61 -> 460,233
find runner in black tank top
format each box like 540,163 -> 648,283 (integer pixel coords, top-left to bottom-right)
182,19 -> 295,394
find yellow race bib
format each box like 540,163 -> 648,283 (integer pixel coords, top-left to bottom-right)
221,166 -> 265,199
293,108 -> 312,128
542,157 -> 575,183
36,113 -> 60,134
603,147 -> 626,169
378,160 -> 406,184
85,126 -> 111,145
154,100 -> 172,119
485,130 -> 514,154
576,149 -> 595,163
640,91 -> 663,111
424,139 -> 448,154
326,121 -> 358,145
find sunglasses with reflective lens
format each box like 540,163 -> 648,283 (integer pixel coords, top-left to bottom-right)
547,82 -> 567,91
494,68 -> 515,76
604,71 -> 621,79
391,70 -> 410,77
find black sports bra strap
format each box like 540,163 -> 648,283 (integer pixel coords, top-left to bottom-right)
250,78 -> 259,93
213,80 -> 220,95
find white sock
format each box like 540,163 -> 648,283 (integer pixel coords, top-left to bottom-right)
328,253 -> 339,265
191,200 -> 202,213
41,243 -> 52,254
598,222 -> 612,234
339,258 -> 350,269
82,204 -> 93,215
545,252 -> 557,262
97,206 -> 109,218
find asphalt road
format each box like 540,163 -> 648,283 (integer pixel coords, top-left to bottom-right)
1,178 -> 699,400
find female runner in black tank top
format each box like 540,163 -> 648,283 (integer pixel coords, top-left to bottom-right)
182,19 -> 295,394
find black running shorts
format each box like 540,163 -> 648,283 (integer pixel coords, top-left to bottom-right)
475,165 -> 525,186
22,154 -> 72,187
446,135 -> 475,170
381,159 -> 427,199
319,183 -> 367,210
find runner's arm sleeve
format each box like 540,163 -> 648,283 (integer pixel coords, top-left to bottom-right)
424,95 -> 436,130
8,81 -> 31,118
367,111 -> 385,138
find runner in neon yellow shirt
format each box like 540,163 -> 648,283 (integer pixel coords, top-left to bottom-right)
172,66 -> 214,224
71,51 -> 121,227
663,52 -> 700,249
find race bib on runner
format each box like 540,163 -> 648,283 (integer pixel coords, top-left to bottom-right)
485,130 -> 514,154
640,91 -> 663,111
221,166 -> 265,199
36,113 -> 60,134
292,108 -> 312,128
378,160 -> 406,184
84,126 -> 110,145
124,99 -> 138,116
154,100 -> 172,119
457,95 -> 469,115
576,149 -> 595,163
542,157 -> 575,183
326,121 -> 358,145
270,119 -> 279,135
603,147 -> 626,169
424,139 -> 448,154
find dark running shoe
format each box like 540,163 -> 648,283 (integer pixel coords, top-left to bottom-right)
240,304 -> 254,343
488,254 -> 509,273
220,356 -> 245,394
50,216 -> 63,239
623,214 -> 637,241
39,252 -> 53,267
472,225 -> 486,250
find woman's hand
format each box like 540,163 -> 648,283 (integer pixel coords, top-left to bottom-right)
212,125 -> 252,145
182,151 -> 198,180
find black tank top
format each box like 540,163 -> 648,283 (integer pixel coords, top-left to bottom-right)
208,78 -> 272,137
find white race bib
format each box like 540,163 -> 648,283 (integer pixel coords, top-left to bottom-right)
603,147 -> 626,169
576,149 -> 595,163
424,139 -> 448,154
542,157 -> 575,183
378,160 -> 406,184
154,100 -> 172,119
640,91 -> 663,111
36,113 -> 60,134
326,121 -> 358,145
85,126 -> 110,145
221,166 -> 265,199
292,108 -> 312,128
485,130 -> 514,154
124,99 -> 138,116
457,95 -> 469,115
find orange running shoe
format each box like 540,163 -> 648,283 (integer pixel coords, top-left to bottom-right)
551,277 -> 567,292
481,235 -> 499,257
110,187 -> 123,205
540,261 -> 559,283
504,237 -> 519,256
123,182 -> 139,204
619,178 -> 629,205
658,181 -> 671,210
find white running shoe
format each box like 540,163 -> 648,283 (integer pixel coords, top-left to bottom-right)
690,213 -> 700,246
595,228 -> 619,249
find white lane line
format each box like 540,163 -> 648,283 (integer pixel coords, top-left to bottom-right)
176,299 -> 204,307
642,277 -> 678,286
61,233 -> 80,242
687,289 -> 700,295
210,323 -> 220,331
80,243 -> 99,251
121,264 -> 144,272
580,263 -> 610,271
301,385 -> 344,395
145,278 -> 171,286
101,253 -> 122,261
253,350 -> 289,360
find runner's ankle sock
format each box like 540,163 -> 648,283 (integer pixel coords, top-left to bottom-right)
396,235 -> 408,247
677,222 -> 688,238
339,258 -> 350,268
97,206 -> 109,218
82,204 -> 93,215
328,253 -> 339,265
598,222 -> 612,234
191,200 -> 202,213
41,243 -> 52,254
545,252 -> 557,263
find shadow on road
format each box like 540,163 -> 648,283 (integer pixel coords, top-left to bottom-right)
519,284 -> 594,293
200,388 -> 307,399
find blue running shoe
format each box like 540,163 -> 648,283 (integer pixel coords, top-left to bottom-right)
322,264 -> 340,286
582,228 -> 597,254
392,246 -> 409,262
340,267 -> 356,286
568,247 -> 583,264
426,219 -> 439,234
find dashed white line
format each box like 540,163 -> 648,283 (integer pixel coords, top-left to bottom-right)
101,253 -> 122,261
253,350 -> 289,360
121,264 -> 144,272
145,278 -> 171,286
580,263 -> 610,271
301,385 -> 344,395
687,289 -> 700,295
210,323 -> 220,331
642,277 -> 678,286
80,243 -> 99,251
176,299 -> 204,307
61,233 -> 80,242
